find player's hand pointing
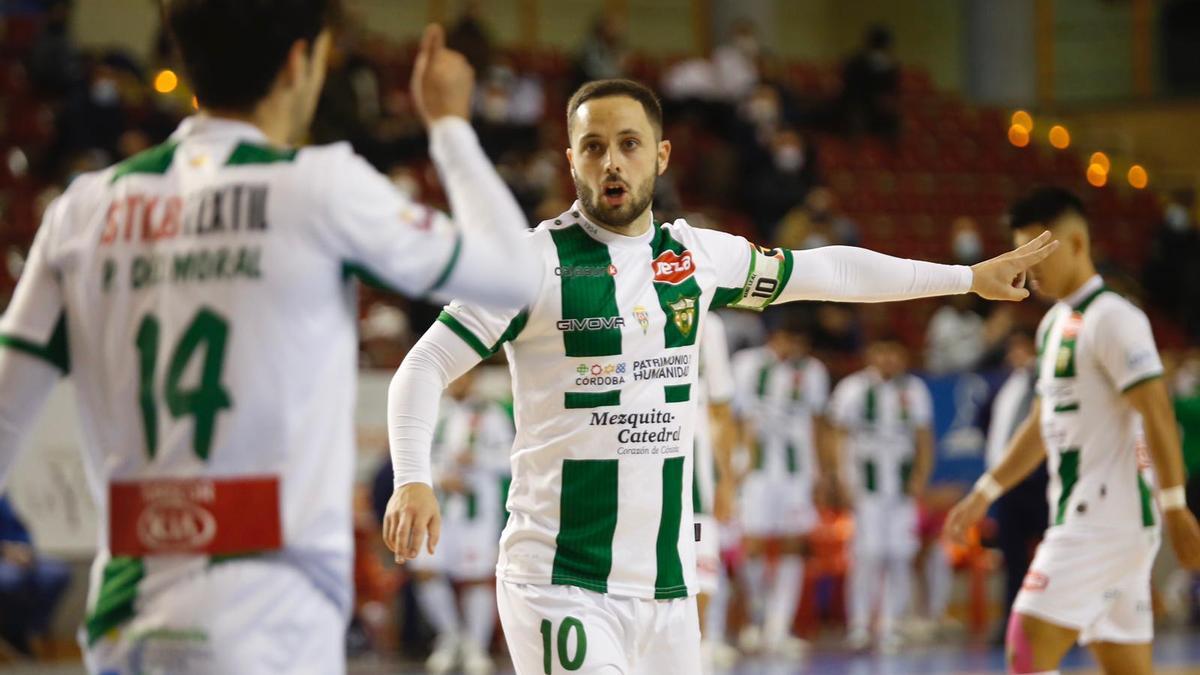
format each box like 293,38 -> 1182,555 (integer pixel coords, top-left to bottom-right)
410,23 -> 474,125
1165,507 -> 1200,570
383,482 -> 442,564
969,230 -> 1059,301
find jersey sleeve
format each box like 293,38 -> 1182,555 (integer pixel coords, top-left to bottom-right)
1091,302 -> 1164,393
319,145 -> 462,297
437,300 -> 529,359
0,197 -> 70,374
683,226 -> 794,312
828,377 -> 862,429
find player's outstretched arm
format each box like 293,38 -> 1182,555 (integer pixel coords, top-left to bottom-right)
383,320 -> 485,563
945,399 -> 1047,544
1125,377 -> 1200,570
410,24 -> 539,309
775,232 -> 1058,304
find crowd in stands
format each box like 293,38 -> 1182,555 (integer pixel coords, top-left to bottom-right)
2,0 -> 1199,663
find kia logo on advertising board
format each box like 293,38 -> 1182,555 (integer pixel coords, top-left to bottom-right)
652,250 -> 695,285
137,499 -> 217,552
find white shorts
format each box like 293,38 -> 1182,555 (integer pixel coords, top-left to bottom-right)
694,514 -> 720,595
84,559 -> 344,675
740,472 -> 817,538
853,496 -> 918,560
1014,527 -> 1160,645
497,580 -> 701,674
408,516 -> 499,580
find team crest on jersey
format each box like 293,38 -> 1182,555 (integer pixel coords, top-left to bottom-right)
668,296 -> 697,336
652,250 -> 696,285
634,306 -> 650,334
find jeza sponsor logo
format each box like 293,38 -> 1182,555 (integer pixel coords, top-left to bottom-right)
575,362 -> 627,386
1021,571 -> 1049,591
652,250 -> 696,284
555,316 -> 626,332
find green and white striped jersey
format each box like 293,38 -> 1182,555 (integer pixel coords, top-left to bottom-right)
732,347 -> 829,483
829,368 -> 932,500
1034,275 -> 1163,533
438,203 -> 794,599
432,395 -> 514,529
0,115 -> 526,643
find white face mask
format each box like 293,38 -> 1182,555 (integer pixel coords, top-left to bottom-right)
91,79 -> 120,106
480,92 -> 509,123
953,231 -> 983,263
773,145 -> 804,172
1165,204 -> 1191,232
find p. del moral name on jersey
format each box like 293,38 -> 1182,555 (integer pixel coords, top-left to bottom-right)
100,182 -> 271,292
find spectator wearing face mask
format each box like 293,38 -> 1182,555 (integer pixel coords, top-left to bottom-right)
951,216 -> 985,265
776,187 -> 861,251
743,127 -> 821,239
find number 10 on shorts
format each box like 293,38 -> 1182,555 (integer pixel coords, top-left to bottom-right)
540,617 -> 586,673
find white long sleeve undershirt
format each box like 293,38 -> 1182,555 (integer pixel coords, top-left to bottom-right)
388,245 -> 974,489
424,118 -> 539,308
778,246 -> 972,303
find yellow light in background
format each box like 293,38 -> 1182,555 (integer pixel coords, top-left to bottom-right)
1128,165 -> 1148,189
1089,152 -> 1110,173
1012,110 -> 1033,131
154,69 -> 178,94
1008,124 -> 1030,147
191,96 -> 199,110
1049,125 -> 1070,149
1087,163 -> 1107,187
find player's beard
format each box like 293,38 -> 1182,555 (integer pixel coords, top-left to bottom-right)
573,163 -> 657,231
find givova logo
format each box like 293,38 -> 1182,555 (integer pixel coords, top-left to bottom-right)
556,317 -> 626,332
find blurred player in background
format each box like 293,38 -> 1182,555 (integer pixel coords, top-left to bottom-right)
691,312 -> 740,671
947,187 -> 1200,675
0,0 -> 539,671
384,78 -> 1057,674
731,308 -> 829,657
410,369 -> 514,675
830,336 -> 935,653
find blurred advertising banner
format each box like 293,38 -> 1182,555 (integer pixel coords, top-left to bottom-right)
921,370 -> 1008,485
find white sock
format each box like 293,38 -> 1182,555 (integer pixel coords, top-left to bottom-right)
849,554 -> 883,634
765,555 -> 804,641
881,556 -> 913,636
739,556 -> 768,625
416,577 -> 461,639
925,544 -> 952,621
462,583 -> 496,652
705,570 -> 731,642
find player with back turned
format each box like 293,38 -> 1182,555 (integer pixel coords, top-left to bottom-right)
0,1 -> 538,672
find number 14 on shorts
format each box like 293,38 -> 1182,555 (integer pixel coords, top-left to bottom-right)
540,617 -> 587,673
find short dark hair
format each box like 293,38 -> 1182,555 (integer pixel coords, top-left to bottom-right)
1009,186 -> 1086,230
566,79 -> 663,139
765,306 -> 812,338
164,0 -> 340,111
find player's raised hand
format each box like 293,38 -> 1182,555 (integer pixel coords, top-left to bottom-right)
410,23 -> 474,125
383,482 -> 442,564
969,230 -> 1059,301
1165,507 -> 1200,570
943,490 -> 990,545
